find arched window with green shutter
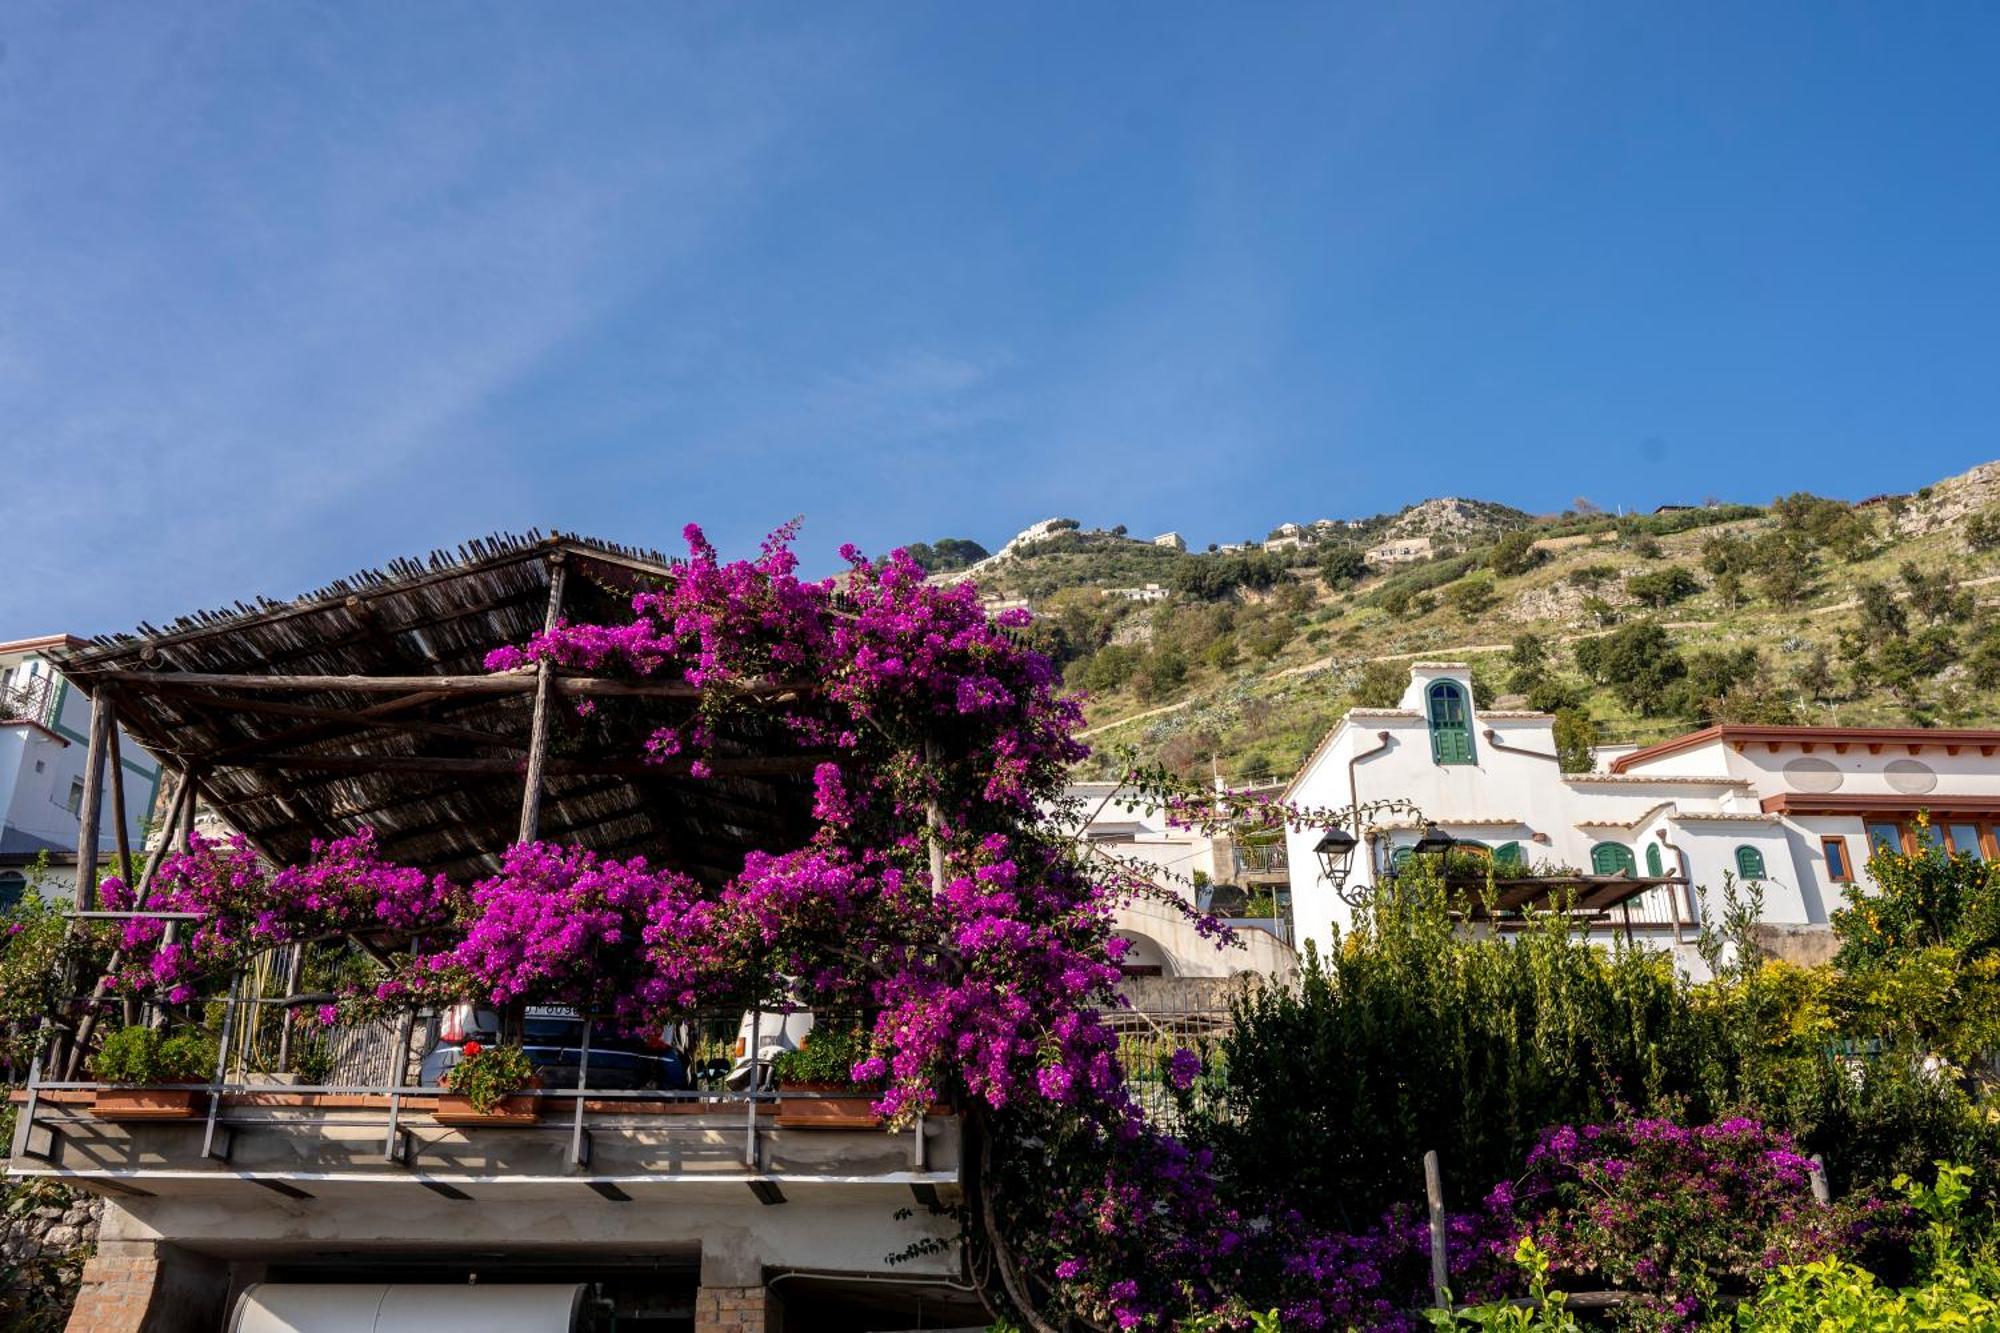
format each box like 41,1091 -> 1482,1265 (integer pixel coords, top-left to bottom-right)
1427,680 -> 1475,765
1735,845 -> 1767,880
1592,843 -> 1637,877
1645,843 -> 1664,876
1492,842 -> 1524,868
1389,847 -> 1414,876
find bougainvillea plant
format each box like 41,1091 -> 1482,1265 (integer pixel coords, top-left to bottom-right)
91,523 -> 1355,1331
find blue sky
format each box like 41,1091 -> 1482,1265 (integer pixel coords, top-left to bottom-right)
4,4 -> 1999,634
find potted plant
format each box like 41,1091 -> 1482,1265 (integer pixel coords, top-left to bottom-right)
89,1026 -> 218,1120
772,1026 -> 881,1128
433,1041 -> 540,1125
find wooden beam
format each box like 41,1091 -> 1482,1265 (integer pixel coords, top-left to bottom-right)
72,693 -> 112,912
96,668 -> 539,695
197,695 -> 528,760
94,667 -> 808,700
232,752 -> 832,778
518,557 -> 568,843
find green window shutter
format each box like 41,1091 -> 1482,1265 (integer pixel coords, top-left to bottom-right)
1592,843 -> 1637,877
1390,847 -> 1414,875
1427,682 -> 1475,766
1493,842 -> 1524,868
1645,843 -> 1664,876
1735,845 -> 1766,880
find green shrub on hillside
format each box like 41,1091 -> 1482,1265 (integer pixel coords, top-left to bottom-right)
1625,565 -> 1702,607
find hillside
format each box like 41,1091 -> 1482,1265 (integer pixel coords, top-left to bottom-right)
919,463 -> 2000,784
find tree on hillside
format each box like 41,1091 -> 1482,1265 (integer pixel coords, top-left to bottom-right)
1552,707 -> 1599,772
1701,532 -> 1756,578
1351,659 -> 1407,709
1318,547 -> 1367,589
1626,565 -> 1702,608
1573,620 -> 1686,715
1753,532 -> 1814,607
903,537 -> 992,572
1771,491 -> 1875,562
1507,633 -> 1550,693
1901,562 -> 1975,625
1487,530 -> 1546,578
1447,575 -> 1499,616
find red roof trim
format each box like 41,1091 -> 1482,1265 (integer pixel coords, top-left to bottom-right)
1612,725 -> 2000,774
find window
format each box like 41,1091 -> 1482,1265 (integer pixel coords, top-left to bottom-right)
1947,824 -> 1987,860
1644,843 -> 1664,877
1591,843 -> 1637,877
1390,847 -> 1414,875
65,779 -> 84,816
1426,681 -> 1475,765
0,872 -> 24,913
1734,845 -> 1767,880
1492,842 -> 1524,868
1865,821 -> 1904,856
1821,837 -> 1852,882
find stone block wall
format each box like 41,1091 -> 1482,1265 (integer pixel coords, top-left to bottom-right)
694,1283 -> 777,1333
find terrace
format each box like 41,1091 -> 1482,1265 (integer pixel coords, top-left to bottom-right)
6,534 -> 969,1321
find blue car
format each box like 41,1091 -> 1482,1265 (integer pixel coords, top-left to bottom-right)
418,1004 -> 691,1092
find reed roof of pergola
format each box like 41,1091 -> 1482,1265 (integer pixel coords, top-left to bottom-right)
1439,873 -> 1688,919
51,532 -> 823,885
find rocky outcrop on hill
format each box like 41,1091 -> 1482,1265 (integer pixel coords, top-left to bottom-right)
1384,497 -> 1531,544
1894,461 -> 2000,537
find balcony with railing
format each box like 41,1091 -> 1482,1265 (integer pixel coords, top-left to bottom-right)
0,673 -> 60,731
1232,837 -> 1289,884
9,979 -> 959,1206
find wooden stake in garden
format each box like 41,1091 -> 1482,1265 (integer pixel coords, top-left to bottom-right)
1423,1149 -> 1449,1309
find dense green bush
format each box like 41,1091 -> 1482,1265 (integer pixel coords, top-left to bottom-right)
89,1026 -> 217,1085
1192,866 -> 2000,1231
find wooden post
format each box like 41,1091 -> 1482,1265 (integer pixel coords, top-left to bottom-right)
107,724 -> 134,887
1423,1149 -> 1450,1309
179,770 -> 199,847
516,557 -> 568,844
72,693 -> 112,912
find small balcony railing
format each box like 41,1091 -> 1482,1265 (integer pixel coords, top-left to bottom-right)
1233,840 -> 1289,881
0,675 -> 59,730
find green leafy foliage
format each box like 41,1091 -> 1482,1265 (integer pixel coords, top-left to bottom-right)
440,1042 -> 535,1113
1624,565 -> 1702,607
771,1025 -> 874,1087
901,537 -> 990,573
88,1026 -> 218,1085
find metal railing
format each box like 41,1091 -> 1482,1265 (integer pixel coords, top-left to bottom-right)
15,979 -> 932,1179
0,675 -> 59,729
1233,841 -> 1289,878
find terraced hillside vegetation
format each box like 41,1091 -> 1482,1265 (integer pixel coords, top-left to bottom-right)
917,462 -> 2000,783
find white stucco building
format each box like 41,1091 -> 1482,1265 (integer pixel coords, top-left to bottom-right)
1068,782 -> 1298,978
0,635 -> 163,908
1280,663 -> 1994,971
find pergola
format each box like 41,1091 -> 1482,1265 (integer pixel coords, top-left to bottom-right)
49,532 -> 826,907
1434,871 -> 1693,940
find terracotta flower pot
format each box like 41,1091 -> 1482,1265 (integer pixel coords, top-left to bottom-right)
433,1093 -> 540,1126
91,1088 -> 203,1121
775,1082 -> 882,1128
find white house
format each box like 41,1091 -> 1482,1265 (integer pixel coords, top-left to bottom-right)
1067,782 -> 1297,978
1364,536 -> 1435,566
0,635 -> 163,908
1276,663 -> 1939,972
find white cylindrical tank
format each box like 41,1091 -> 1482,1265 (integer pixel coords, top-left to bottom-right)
229,1283 -> 585,1333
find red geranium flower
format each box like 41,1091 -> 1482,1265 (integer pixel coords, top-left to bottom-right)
462,1040 -> 483,1057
